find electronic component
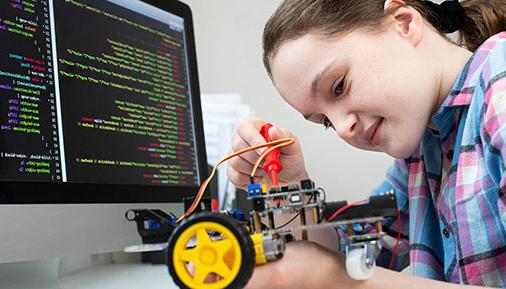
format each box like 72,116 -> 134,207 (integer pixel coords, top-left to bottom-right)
164,181 -> 398,288
247,183 -> 263,197
125,209 -> 177,244
136,121 -> 401,288
300,179 -> 315,190
288,192 -> 303,207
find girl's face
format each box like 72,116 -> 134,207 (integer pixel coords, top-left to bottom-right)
270,28 -> 440,159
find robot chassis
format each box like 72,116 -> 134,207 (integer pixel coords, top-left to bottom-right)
158,179 -> 398,289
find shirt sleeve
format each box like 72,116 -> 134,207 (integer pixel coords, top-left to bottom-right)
337,158 -> 410,271
480,74 -> 506,230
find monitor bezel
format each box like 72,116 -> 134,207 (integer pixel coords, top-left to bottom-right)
0,0 -> 209,204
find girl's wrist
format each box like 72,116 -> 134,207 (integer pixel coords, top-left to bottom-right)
310,244 -> 352,288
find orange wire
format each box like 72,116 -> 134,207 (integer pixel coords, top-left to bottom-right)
250,138 -> 295,178
176,137 -> 295,223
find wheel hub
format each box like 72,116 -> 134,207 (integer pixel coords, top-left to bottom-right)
200,246 -> 218,266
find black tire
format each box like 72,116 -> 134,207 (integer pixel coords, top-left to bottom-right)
167,212 -> 255,289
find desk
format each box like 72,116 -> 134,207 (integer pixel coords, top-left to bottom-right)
59,263 -> 178,289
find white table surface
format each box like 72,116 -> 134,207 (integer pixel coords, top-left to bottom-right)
59,263 -> 178,289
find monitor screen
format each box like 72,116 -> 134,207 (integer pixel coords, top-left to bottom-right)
0,0 -> 207,203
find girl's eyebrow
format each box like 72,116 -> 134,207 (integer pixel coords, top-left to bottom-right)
310,60 -> 337,95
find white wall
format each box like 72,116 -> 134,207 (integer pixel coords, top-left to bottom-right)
181,0 -> 394,201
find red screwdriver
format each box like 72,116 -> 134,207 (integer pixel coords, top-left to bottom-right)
259,123 -> 283,186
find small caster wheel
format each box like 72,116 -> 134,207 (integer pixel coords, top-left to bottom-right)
345,246 -> 375,280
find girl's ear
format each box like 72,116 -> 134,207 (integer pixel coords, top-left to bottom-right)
384,0 -> 424,47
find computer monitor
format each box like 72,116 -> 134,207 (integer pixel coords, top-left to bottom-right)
0,0 -> 206,286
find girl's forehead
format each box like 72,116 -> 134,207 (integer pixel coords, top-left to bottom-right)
268,37 -> 331,110
271,34 -> 350,88
271,30 -> 375,75
272,36 -> 334,77
271,27 -> 401,83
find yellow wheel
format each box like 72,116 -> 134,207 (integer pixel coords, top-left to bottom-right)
167,212 -> 254,289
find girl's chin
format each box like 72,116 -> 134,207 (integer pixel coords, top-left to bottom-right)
387,145 -> 419,159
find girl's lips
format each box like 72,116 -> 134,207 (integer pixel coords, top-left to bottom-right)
371,118 -> 383,145
365,118 -> 383,145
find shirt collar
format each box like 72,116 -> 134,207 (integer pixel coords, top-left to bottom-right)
430,46 -> 487,139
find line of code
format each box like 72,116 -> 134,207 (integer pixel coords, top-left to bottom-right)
0,0 -> 62,181
54,0 -> 199,186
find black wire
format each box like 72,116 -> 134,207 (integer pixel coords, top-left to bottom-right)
275,212 -> 300,229
274,194 -> 314,229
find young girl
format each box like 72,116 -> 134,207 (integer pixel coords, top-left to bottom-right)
227,0 -> 506,288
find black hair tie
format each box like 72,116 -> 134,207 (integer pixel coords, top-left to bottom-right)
423,0 -> 466,33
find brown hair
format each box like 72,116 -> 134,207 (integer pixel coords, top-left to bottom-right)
460,0 -> 506,51
262,0 -> 506,75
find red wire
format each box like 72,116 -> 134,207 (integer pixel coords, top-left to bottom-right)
326,199 -> 367,222
326,197 -> 402,270
388,207 -> 402,269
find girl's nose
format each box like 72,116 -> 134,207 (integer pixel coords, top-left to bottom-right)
334,114 -> 358,140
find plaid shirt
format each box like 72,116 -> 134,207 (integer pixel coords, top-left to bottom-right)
367,32 -> 506,286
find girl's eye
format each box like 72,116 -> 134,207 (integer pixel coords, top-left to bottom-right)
323,117 -> 333,130
334,76 -> 346,96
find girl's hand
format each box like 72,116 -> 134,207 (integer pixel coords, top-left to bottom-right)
244,241 -> 346,289
227,117 -> 309,190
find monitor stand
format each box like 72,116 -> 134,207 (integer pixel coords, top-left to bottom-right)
0,258 -> 61,289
